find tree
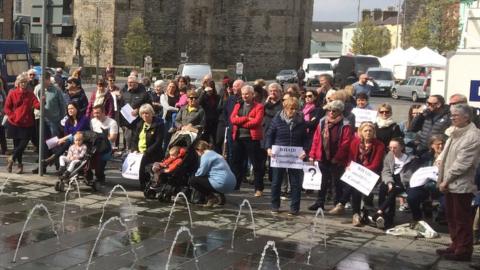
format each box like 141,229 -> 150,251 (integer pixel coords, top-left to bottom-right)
122,18 -> 152,67
351,19 -> 391,56
84,27 -> 107,80
405,0 -> 460,54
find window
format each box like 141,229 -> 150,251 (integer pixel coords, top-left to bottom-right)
321,42 -> 326,47
407,78 -> 416,86
15,0 -> 22,14
415,79 -> 425,86
6,54 -> 29,76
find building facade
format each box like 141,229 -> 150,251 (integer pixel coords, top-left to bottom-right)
310,21 -> 352,59
51,0 -> 314,79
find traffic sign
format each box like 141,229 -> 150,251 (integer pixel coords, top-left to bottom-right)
236,62 -> 244,75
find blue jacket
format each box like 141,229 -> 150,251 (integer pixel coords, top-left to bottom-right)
195,150 -> 236,194
265,111 -> 308,151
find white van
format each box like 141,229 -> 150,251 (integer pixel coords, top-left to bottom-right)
302,58 -> 333,82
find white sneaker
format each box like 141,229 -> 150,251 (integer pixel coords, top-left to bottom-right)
345,202 -> 352,209
375,216 -> 385,229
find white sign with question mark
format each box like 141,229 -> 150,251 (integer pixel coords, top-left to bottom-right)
302,161 -> 322,190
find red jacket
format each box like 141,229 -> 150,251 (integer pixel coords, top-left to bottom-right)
230,101 -> 264,141
348,136 -> 385,173
309,117 -> 352,165
4,87 -> 40,128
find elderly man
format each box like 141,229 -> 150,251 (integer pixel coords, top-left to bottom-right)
230,85 -> 265,196
118,75 -> 151,150
32,71 -> 66,174
410,95 -> 451,155
449,93 -> 480,128
27,69 -> 38,90
436,103 -> 480,262
352,74 -> 378,97
223,79 -> 244,163
317,74 -> 335,105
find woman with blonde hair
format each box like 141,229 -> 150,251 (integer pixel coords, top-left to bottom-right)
374,103 -> 403,150
329,121 -> 385,226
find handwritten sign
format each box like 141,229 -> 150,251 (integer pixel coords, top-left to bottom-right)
121,153 -> 143,180
46,136 -> 59,150
352,108 -> 377,127
302,162 -> 322,190
270,145 -> 304,169
341,161 -> 379,196
409,166 -> 438,188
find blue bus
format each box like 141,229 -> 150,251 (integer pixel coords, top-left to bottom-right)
0,40 -> 33,90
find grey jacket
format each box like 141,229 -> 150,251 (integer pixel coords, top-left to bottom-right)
175,105 -> 206,131
410,106 -> 451,153
437,122 -> 480,193
381,151 -> 416,185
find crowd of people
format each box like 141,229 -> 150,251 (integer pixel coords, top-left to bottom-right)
2,67 -> 480,262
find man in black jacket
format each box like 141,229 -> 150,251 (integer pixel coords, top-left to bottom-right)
118,75 -> 151,150
410,95 -> 451,155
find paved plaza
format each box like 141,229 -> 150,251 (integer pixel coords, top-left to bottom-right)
0,153 -> 477,270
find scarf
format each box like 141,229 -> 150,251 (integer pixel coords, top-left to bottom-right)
376,117 -> 395,128
187,106 -> 198,113
93,90 -> 106,107
358,140 -> 373,166
302,103 -> 315,122
280,110 -> 294,127
322,115 -> 343,160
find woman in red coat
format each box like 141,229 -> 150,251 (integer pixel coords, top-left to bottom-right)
4,73 -> 41,174
332,121 -> 384,226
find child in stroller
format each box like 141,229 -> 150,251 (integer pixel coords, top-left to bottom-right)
150,146 -> 187,188
55,130 -> 110,192
58,132 -> 87,180
144,130 -> 199,201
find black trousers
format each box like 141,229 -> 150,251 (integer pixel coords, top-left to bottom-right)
231,138 -> 264,191
139,155 -> 157,190
190,176 -> 217,197
12,138 -> 29,164
378,174 -> 405,225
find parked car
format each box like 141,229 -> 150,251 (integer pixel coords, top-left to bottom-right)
275,69 -> 297,84
334,55 -> 380,88
366,67 -> 395,97
177,63 -> 212,87
391,76 -> 431,102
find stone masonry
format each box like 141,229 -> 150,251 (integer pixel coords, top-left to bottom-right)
52,0 -> 314,79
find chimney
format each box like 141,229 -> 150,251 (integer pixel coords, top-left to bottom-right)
373,8 -> 382,21
362,9 -> 371,21
383,10 -> 398,21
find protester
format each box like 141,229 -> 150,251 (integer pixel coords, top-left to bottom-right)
223,79 -> 244,164
54,68 -> 65,92
266,97 -> 306,215
352,74 -> 378,97
130,104 -> 164,190
410,95 -> 451,155
86,79 -> 114,118
107,75 -> 121,148
308,100 -> 353,211
4,73 -> 40,174
303,90 -> 324,151
330,122 -> 384,226
374,103 -> 403,150
449,93 -> 480,128
230,85 -> 265,195
175,90 -> 206,134
199,84 -> 220,144
58,132 -> 87,179
190,140 -> 236,207
27,69 -> 38,90
407,134 -> 446,224
64,77 -> 88,116
215,79 -> 234,154
160,80 -> 180,149
0,79 -> 7,154
150,80 -> 164,118
399,104 -> 422,154
436,103 -> 480,262
316,74 -> 334,105
376,137 -> 415,229
355,93 -> 373,110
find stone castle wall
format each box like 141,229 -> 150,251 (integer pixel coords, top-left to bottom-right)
53,0 -> 313,79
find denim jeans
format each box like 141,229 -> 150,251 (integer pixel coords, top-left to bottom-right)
271,167 -> 303,213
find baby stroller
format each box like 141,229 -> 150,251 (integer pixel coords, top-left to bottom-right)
54,131 -> 111,192
144,130 -> 200,201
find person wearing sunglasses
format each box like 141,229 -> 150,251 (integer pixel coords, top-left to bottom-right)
174,90 -> 205,134
374,103 -> 403,151
302,90 -> 324,153
409,95 -> 450,156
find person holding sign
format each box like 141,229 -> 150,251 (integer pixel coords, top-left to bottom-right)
130,104 -> 164,190
266,97 -> 307,215
331,122 -> 384,226
308,100 -> 353,211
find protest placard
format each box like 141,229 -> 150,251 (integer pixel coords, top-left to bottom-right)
340,161 -> 379,196
122,153 -> 143,180
409,166 -> 438,188
352,108 -> 377,127
302,162 -> 322,190
270,145 -> 304,169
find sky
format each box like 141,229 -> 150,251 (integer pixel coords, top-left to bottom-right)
313,0 -> 400,22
